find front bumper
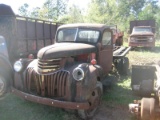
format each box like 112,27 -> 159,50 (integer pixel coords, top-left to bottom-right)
11,87 -> 90,110
129,41 -> 155,47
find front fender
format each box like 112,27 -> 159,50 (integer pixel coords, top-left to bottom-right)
0,54 -> 13,80
75,64 -> 103,102
0,54 -> 13,88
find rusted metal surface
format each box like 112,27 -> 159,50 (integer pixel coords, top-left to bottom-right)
11,87 -> 90,110
16,16 -> 60,53
113,46 -> 131,58
98,47 -> 113,74
0,4 -> 62,62
38,58 -> 62,73
129,20 -> 155,47
26,68 -> 70,98
129,41 -> 155,47
130,20 -> 155,34
110,25 -> 124,46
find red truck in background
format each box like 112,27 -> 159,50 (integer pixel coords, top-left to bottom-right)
128,20 -> 155,48
110,25 -> 124,46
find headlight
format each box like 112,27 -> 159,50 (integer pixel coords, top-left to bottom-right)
14,61 -> 23,72
130,37 -> 135,42
72,67 -> 84,81
148,37 -> 153,42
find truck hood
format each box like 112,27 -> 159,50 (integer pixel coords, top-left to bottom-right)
37,43 -> 97,59
130,32 -> 154,37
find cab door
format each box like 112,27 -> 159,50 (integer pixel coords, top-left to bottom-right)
98,29 -> 113,74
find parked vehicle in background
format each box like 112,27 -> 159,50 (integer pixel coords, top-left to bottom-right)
0,4 -> 61,96
110,25 -> 124,46
128,20 -> 155,48
11,23 -> 130,119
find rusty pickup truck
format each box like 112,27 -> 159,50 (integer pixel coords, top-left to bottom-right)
128,20 -> 155,48
11,23 -> 130,119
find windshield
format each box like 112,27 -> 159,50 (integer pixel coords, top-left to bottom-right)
57,28 -> 100,43
133,27 -> 152,33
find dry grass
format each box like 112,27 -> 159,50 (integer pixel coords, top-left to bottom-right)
128,48 -> 160,66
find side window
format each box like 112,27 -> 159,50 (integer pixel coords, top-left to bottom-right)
58,31 -> 63,41
102,31 -> 111,45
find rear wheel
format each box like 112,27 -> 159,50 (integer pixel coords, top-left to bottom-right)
78,81 -> 102,119
141,98 -> 155,120
116,57 -> 129,75
0,75 -> 7,97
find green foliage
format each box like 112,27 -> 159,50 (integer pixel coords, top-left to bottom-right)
30,7 -> 40,18
18,3 -> 30,17
86,0 -> 118,24
18,0 -> 160,38
59,5 -> 84,23
40,0 -> 66,21
103,76 -> 140,106
18,0 -> 67,21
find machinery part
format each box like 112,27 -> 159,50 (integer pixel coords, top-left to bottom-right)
116,57 -> 129,75
141,98 -> 155,120
0,74 -> 7,97
140,80 -> 153,96
116,37 -> 123,46
131,65 -> 155,96
77,81 -> 102,119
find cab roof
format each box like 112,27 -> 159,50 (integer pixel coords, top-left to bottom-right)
58,23 -> 111,32
133,26 -> 152,28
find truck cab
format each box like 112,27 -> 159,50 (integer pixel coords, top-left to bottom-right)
12,23 -> 130,119
129,26 -> 155,47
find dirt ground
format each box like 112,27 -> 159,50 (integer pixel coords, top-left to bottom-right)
93,103 -> 133,120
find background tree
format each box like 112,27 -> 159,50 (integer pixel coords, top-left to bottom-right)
18,0 -> 160,40
39,0 -> 67,21
18,3 -> 30,17
18,0 -> 67,21
59,4 -> 84,23
30,7 -> 40,18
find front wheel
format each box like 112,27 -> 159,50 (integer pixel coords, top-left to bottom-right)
78,81 -> 103,119
0,75 -> 7,97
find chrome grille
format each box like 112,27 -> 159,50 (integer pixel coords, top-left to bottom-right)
136,36 -> 148,41
25,68 -> 69,98
38,58 -> 61,73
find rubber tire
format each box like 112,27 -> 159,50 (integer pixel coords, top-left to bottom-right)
141,98 -> 155,120
117,57 -> 129,75
122,57 -> 129,75
77,81 -> 103,120
0,75 -> 7,97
